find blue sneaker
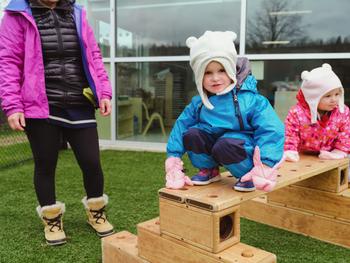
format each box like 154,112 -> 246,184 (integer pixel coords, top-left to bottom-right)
233,179 -> 256,192
191,167 -> 221,185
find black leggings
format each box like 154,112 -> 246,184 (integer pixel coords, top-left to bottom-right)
25,119 -> 104,207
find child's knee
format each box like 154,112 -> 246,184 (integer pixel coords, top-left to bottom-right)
183,128 -> 214,154
212,138 -> 247,164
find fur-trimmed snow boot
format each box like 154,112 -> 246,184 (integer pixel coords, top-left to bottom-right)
36,202 -> 67,246
82,194 -> 114,237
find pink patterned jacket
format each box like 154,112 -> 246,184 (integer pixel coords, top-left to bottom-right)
284,90 -> 350,153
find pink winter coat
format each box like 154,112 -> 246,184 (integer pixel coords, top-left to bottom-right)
284,90 -> 350,153
0,0 -> 112,118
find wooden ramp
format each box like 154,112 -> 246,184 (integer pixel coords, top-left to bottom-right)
103,155 -> 349,262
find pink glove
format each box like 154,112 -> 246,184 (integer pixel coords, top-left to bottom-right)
165,157 -> 193,189
241,146 -> 285,192
283,150 -> 299,162
319,149 -> 347,160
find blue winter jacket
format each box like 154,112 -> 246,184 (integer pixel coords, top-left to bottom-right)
166,74 -> 285,167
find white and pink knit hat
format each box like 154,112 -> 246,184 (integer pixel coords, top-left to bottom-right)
301,63 -> 344,123
186,31 -> 238,110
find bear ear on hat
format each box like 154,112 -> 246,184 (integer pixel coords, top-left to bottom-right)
186,36 -> 198,48
322,63 -> 332,70
226,31 -> 237,41
301,70 -> 310,81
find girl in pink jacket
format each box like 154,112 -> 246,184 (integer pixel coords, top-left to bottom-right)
284,64 -> 350,168
0,0 -> 114,245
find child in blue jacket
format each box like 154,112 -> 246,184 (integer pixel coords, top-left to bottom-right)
165,31 -> 284,192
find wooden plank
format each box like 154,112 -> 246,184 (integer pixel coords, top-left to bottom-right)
294,164 -> 348,193
102,231 -> 149,263
159,198 -> 240,253
158,174 -> 235,204
268,185 -> 350,221
159,156 -> 349,212
241,200 -> 350,249
138,218 -> 276,263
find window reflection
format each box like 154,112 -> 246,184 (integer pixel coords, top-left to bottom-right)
253,59 -> 350,121
116,0 -> 241,57
116,61 -> 196,141
77,0 -> 110,57
246,0 -> 350,53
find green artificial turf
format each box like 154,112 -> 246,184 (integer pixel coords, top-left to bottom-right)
0,150 -> 349,263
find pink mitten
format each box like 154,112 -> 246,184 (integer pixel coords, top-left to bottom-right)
165,157 -> 193,189
241,146 -> 284,192
319,149 -> 347,160
165,157 -> 184,173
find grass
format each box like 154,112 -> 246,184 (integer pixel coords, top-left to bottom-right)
0,150 -> 349,263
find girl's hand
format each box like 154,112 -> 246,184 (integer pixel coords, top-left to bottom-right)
283,150 -> 300,162
319,150 -> 347,160
99,99 -> 111,116
8,112 -> 25,131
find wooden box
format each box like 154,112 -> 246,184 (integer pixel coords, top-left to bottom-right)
159,198 -> 240,253
294,164 -> 348,193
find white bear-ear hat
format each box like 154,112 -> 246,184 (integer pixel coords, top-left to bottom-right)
300,63 -> 344,124
186,31 -> 238,110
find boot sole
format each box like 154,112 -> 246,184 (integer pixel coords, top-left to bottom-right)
86,221 -> 114,238
97,229 -> 115,238
46,238 -> 67,246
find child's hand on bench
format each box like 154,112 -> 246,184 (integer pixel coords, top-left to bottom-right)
241,146 -> 284,192
319,149 -> 347,160
165,157 -> 193,189
284,150 -> 299,162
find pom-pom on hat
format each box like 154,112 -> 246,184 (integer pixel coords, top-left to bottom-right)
301,63 -> 344,124
186,31 -> 238,110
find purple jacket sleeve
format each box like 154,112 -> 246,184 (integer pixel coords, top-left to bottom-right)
0,13 -> 25,116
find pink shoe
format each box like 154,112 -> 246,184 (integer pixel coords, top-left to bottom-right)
191,167 -> 221,185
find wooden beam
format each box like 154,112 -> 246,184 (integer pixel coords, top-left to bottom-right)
268,185 -> 350,221
241,200 -> 350,249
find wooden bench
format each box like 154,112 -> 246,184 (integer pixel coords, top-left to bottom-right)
103,155 -> 349,262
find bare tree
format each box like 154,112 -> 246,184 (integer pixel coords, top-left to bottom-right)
247,0 -> 306,48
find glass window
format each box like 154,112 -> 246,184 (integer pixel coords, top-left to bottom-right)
96,63 -> 111,140
116,0 -> 241,57
116,61 -> 196,141
252,59 -> 350,121
77,0 -> 110,57
246,0 -> 350,53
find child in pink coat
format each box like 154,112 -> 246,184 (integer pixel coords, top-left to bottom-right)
284,64 -> 350,176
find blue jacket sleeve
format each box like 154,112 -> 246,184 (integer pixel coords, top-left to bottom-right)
166,97 -> 200,158
249,95 -> 285,167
